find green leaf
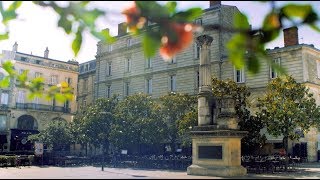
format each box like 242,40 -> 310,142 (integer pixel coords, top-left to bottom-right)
17,70 -> 28,83
0,32 -> 9,40
165,1 -> 177,14
172,8 -> 203,22
227,33 -> 246,69
309,23 -> 320,32
263,12 -> 280,31
55,93 -> 66,103
2,60 -> 15,76
234,12 -> 250,30
136,1 -> 170,18
281,4 -> 312,19
81,9 -> 104,27
79,1 -> 90,6
2,10 -> 17,25
0,76 -> 10,88
58,16 -> 72,34
303,11 -> 318,24
7,1 -> 22,12
91,29 -> 116,44
142,33 -> 161,58
247,55 -> 260,74
72,29 -> 82,56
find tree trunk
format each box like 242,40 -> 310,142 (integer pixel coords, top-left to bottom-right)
283,136 -> 289,171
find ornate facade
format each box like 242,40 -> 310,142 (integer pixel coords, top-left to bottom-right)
0,43 -> 79,152
77,60 -> 96,112
84,2 -> 320,161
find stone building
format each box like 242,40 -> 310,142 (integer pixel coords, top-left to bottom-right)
251,27 -> 320,162
0,43 -> 79,153
90,1 -> 320,161
94,1 -> 237,100
77,60 -> 96,111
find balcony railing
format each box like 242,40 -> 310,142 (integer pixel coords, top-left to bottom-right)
16,103 -> 71,113
0,104 -> 9,110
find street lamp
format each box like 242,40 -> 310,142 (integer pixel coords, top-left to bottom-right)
99,111 -> 112,171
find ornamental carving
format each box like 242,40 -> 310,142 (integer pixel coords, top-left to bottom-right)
196,35 -> 213,47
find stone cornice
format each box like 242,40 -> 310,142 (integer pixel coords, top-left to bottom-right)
190,129 -> 248,137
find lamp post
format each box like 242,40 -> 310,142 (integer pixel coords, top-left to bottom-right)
99,111 -> 112,171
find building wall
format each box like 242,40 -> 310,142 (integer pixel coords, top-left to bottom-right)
78,60 -> 96,111
95,4 -> 239,100
92,2 -> 320,161
0,47 -> 79,152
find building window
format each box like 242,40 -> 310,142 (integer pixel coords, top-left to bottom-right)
146,58 -> 152,68
0,73 -> 4,81
35,72 -> 42,78
17,90 -> 25,103
194,44 -> 200,59
125,58 -> 131,72
196,71 -> 200,89
0,115 -> 6,131
1,92 -> 8,105
33,97 -> 39,109
127,38 -> 132,47
124,82 -> 130,96
107,85 -> 111,98
80,65 -> 84,73
195,18 -> 202,25
83,79 -> 88,93
65,77 -> 72,85
170,75 -> 176,92
107,44 -> 113,52
234,68 -> 245,83
50,75 -> 58,85
146,78 -> 152,94
170,56 -> 177,64
21,57 -> 27,62
33,97 -> 39,104
19,69 -> 26,75
107,62 -> 112,76
85,64 -> 89,71
270,58 -> 281,79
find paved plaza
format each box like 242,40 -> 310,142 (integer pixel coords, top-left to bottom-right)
1,163 -> 320,179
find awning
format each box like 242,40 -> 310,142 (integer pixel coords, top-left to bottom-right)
260,127 -> 283,143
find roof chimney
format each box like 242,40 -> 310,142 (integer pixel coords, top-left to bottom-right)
283,26 -> 299,47
210,1 -> 221,8
118,22 -> 127,36
44,47 -> 49,58
12,42 -> 18,52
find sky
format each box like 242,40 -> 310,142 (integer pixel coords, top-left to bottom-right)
1,1 -> 320,64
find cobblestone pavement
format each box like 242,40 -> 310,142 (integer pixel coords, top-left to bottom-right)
0,163 -> 320,179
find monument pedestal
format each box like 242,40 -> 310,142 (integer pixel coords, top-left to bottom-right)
187,126 -> 247,177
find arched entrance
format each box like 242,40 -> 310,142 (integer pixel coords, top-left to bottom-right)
17,115 -> 38,130
10,115 -> 39,151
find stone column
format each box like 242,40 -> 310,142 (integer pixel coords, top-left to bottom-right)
196,35 -> 215,126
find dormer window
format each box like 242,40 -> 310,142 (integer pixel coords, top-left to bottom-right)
195,18 -> 202,25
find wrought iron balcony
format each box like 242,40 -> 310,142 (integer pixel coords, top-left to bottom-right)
15,103 -> 70,113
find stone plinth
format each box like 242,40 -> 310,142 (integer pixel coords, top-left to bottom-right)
187,127 -> 247,177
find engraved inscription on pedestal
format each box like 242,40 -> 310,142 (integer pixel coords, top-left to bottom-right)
198,145 -> 222,159
218,97 -> 236,116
